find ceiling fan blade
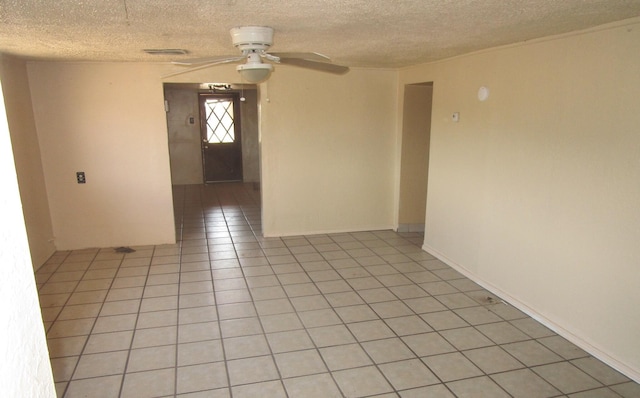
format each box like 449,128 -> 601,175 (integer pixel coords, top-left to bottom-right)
171,55 -> 245,66
278,57 -> 349,75
163,58 -> 244,78
269,52 -> 330,62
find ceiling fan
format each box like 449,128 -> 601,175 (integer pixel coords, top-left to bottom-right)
167,26 -> 350,82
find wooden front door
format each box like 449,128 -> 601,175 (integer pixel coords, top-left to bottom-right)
199,93 -> 243,182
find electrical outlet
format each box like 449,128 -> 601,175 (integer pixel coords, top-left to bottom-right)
76,171 -> 86,184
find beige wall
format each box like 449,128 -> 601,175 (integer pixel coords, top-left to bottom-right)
400,19 -> 640,378
20,60 -> 396,249
0,56 -> 56,268
398,83 -> 432,228
0,79 -> 56,397
27,62 -> 176,250
260,67 -> 398,236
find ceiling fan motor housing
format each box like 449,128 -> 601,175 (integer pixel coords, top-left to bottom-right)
231,26 -> 274,52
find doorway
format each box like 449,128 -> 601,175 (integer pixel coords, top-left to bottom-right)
398,82 -> 433,233
163,83 -> 260,185
199,93 -> 243,182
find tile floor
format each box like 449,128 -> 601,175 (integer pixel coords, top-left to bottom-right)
36,183 -> 640,397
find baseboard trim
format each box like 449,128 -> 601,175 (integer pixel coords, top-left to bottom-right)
422,243 -> 640,384
397,223 -> 425,233
264,225 -> 396,238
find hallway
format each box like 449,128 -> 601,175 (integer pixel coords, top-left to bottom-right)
36,183 -> 639,397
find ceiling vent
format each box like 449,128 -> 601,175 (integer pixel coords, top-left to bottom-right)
144,49 -> 189,55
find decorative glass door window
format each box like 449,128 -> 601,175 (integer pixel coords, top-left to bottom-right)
204,98 -> 235,143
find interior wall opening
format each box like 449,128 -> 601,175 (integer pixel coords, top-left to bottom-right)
398,82 -> 433,234
163,83 -> 260,186
163,82 -> 262,236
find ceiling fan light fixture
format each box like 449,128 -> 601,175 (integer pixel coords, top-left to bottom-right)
236,62 -> 273,83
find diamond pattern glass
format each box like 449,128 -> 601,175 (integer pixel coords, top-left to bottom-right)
205,99 -> 235,143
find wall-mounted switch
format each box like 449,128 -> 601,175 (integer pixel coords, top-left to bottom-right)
452,112 -> 460,123
76,171 -> 86,184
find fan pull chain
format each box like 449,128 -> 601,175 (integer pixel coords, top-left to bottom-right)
239,73 -> 246,102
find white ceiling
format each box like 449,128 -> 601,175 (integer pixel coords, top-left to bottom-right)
1,0 -> 639,68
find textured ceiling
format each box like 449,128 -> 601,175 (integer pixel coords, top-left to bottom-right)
0,0 -> 639,68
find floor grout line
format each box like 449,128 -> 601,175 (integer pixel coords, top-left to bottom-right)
35,183 -> 638,398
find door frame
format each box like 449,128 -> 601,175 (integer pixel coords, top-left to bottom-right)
198,92 -> 243,183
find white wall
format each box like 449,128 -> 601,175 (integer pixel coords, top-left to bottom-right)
0,79 -> 56,397
0,56 -> 55,268
261,67 -> 398,236
400,18 -> 640,379
27,62 -> 176,250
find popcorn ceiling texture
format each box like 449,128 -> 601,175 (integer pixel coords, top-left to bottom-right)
0,0 -> 639,67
